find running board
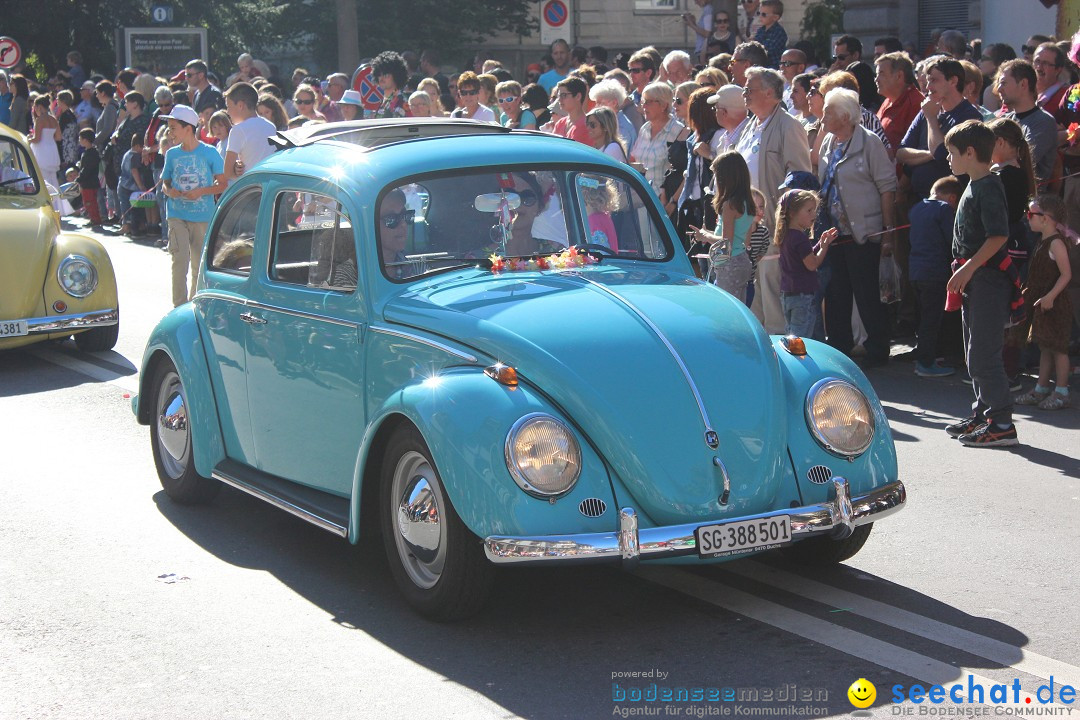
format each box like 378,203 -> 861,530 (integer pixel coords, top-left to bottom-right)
212,459 -> 350,538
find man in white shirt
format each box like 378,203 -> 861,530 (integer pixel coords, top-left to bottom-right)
222,82 -> 277,183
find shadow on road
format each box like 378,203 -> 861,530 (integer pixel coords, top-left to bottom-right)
0,344 -> 135,396
153,483 -> 1032,720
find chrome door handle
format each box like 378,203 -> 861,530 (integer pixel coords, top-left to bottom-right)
239,312 -> 266,325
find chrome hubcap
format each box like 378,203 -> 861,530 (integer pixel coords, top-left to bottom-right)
156,372 -> 190,479
391,451 -> 446,589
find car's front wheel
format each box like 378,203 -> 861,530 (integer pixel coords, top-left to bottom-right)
780,523 -> 873,565
380,426 -> 494,621
150,359 -> 220,504
73,321 -> 119,352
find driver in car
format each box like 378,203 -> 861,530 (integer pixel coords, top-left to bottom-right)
380,188 -> 414,278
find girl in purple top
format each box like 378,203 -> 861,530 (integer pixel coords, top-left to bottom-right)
775,189 -> 837,336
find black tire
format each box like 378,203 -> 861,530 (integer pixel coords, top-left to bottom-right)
74,321 -> 119,352
380,425 -> 494,621
150,359 -> 220,504
780,523 -> 873,565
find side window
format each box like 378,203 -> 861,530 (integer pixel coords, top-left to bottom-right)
270,191 -> 357,291
573,172 -> 670,260
208,189 -> 261,274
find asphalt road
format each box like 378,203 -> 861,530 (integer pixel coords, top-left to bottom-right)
2,219 -> 1078,720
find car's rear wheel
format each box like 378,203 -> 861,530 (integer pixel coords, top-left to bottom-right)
73,321 -> 119,352
380,426 -> 493,621
780,523 -> 873,565
150,359 -> 220,504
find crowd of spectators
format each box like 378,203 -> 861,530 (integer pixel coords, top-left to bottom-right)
4,18 -> 1080,441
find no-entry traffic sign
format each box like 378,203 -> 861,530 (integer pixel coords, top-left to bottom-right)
0,37 -> 22,70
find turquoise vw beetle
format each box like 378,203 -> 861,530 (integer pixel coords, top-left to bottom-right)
132,119 -> 904,620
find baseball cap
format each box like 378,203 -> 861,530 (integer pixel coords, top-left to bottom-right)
527,63 -> 542,73
339,89 -> 364,107
162,104 -> 200,127
81,81 -> 96,91
707,84 -> 745,109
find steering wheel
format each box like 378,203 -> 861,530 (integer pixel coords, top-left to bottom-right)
575,243 -> 616,257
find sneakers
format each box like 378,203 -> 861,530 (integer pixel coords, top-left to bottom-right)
957,423 -> 1019,447
1037,392 -> 1069,410
1015,388 -> 1050,405
1008,375 -> 1023,393
946,415 -> 984,438
915,361 -> 955,378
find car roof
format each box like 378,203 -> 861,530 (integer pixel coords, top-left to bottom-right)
253,120 -> 631,193
0,123 -> 26,142
271,117 -> 512,150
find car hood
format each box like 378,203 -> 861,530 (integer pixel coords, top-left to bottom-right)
0,206 -> 53,321
383,266 -> 790,526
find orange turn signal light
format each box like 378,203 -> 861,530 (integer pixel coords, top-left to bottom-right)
780,335 -> 807,356
52,300 -> 68,313
484,363 -> 519,387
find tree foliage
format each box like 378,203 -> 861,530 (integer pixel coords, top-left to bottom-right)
799,0 -> 844,67
5,0 -> 535,82
278,0 -> 538,72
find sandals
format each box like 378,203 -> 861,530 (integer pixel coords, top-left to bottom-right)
1037,392 -> 1069,410
1014,389 -> 1050,405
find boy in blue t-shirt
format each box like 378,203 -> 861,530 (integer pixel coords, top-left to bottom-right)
161,104 -> 225,307
908,175 -> 961,378
942,120 -> 1017,448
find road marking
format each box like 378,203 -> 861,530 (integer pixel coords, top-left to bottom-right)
637,566 -> 1067,708
32,347 -> 141,395
726,561 -> 1080,689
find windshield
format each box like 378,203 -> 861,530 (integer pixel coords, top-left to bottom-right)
0,138 -> 40,196
378,168 -> 671,281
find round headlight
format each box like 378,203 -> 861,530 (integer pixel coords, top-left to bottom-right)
805,378 -> 875,457
505,414 -> 582,498
57,255 -> 98,298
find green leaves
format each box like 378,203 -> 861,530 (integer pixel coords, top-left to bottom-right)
11,0 -> 536,82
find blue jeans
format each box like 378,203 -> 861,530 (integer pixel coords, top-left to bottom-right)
782,292 -> 816,337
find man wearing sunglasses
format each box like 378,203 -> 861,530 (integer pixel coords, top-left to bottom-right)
830,36 -> 862,72
1021,35 -> 1053,63
184,59 -> 224,116
779,49 -> 807,108
626,51 -> 657,106
379,189 -> 412,277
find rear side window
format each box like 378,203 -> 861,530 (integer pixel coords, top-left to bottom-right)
270,191 -> 357,291
207,189 -> 261,274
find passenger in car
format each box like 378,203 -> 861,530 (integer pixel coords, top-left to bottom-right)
579,177 -> 621,253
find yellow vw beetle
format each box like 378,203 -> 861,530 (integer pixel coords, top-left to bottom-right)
0,123 -> 118,352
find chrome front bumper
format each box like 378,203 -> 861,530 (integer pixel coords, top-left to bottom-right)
20,309 -> 118,335
483,478 -> 905,567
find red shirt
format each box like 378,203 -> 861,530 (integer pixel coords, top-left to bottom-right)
877,84 -> 924,152
553,114 -> 590,144
1039,83 -> 1068,119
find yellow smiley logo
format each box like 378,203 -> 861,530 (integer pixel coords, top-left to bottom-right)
848,678 -> 877,709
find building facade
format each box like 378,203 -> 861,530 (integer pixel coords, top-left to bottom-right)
477,0 -> 1063,77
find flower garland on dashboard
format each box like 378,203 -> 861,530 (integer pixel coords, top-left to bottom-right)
489,246 -> 599,273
